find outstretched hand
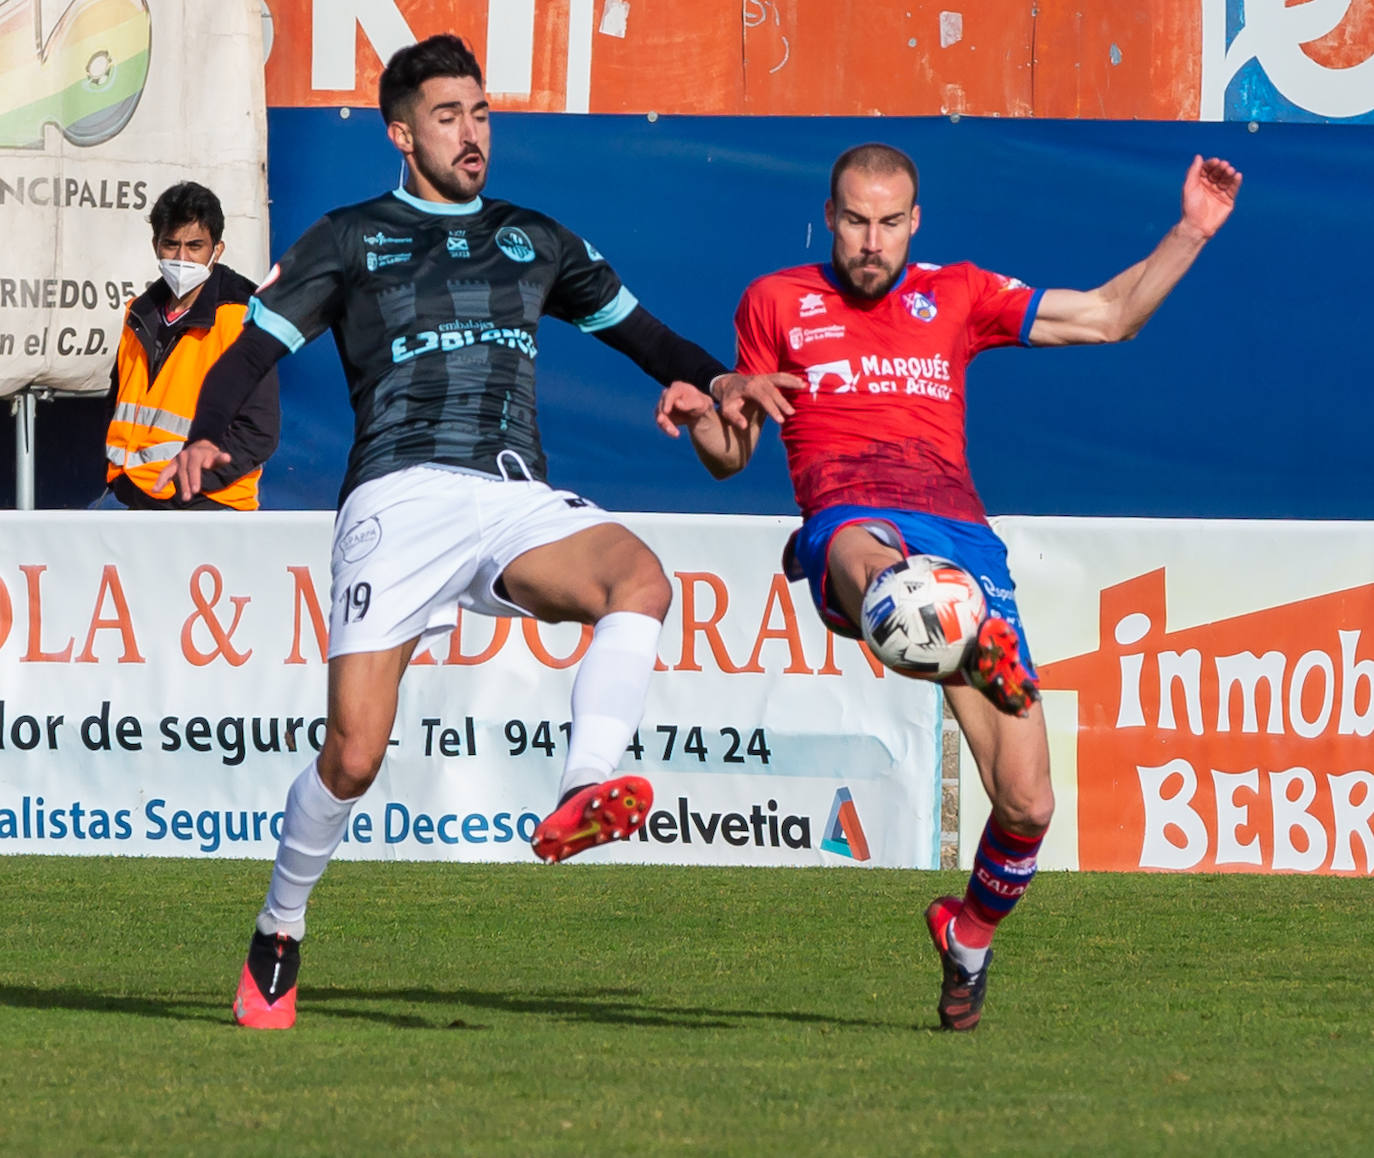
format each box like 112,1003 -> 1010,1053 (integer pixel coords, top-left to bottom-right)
1181,156 -> 1242,240
154,439 -> 231,501
655,381 -> 717,437
712,371 -> 804,430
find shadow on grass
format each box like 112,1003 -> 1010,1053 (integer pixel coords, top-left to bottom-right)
0,983 -> 915,1032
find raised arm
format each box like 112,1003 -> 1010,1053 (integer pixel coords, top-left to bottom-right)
1028,156 -> 1242,348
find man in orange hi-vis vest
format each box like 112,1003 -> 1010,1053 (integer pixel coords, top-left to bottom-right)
102,182 -> 279,510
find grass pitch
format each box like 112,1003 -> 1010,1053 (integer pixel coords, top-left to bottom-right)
0,858 -> 1369,1157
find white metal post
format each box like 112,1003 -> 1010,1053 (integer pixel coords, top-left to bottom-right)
13,390 -> 36,510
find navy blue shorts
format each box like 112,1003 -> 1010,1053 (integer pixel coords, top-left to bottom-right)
784,505 -> 1036,677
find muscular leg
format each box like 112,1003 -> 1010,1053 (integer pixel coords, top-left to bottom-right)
502,523 -> 670,799
943,685 -> 1053,956
259,640 -> 418,937
827,523 -> 1051,968
824,524 -> 905,625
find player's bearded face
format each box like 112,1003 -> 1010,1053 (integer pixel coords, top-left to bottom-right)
826,170 -> 918,300
405,76 -> 492,202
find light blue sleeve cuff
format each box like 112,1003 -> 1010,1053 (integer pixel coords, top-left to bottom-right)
246,296 -> 308,353
574,286 -> 639,333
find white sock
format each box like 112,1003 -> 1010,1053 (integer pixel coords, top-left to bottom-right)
947,924 -> 990,975
558,610 -> 662,799
257,760 -> 355,940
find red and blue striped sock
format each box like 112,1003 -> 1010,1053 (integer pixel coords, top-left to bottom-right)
953,818 -> 1045,951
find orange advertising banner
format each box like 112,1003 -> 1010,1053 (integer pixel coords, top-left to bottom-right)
260,0 -> 1192,117
261,1 -> 1374,121
980,517 -> 1374,877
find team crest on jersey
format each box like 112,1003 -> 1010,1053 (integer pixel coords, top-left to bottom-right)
902,290 -> 938,322
447,230 -> 470,258
799,292 -> 826,318
496,226 -> 536,263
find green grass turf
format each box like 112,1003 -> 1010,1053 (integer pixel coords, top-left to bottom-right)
0,859 -> 1369,1157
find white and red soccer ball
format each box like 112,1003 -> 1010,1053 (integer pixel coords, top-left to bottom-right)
860,555 -> 986,679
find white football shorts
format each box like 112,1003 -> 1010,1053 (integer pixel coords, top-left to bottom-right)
327,463 -> 621,658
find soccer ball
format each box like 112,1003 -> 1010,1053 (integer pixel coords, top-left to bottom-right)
860,555 -> 986,679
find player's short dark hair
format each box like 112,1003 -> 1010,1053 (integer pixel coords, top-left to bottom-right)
149,182 -> 225,244
830,144 -> 919,205
379,34 -> 484,124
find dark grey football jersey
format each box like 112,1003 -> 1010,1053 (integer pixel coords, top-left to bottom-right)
246,186 -> 636,500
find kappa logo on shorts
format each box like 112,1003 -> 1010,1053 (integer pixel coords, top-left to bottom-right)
337,516 -> 382,563
496,226 -> 536,263
564,497 -> 594,509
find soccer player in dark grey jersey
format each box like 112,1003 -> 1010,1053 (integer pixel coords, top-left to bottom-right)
156,34 -> 799,1030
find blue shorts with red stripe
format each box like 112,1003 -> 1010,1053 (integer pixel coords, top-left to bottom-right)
784,505 -> 1036,678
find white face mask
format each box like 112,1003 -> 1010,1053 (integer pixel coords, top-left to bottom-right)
159,257 -> 213,298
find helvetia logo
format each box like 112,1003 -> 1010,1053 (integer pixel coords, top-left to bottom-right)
820,787 -> 870,861
635,796 -> 813,849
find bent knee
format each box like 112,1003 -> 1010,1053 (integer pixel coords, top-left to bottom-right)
609,555 -> 672,621
992,785 -> 1055,836
318,740 -> 385,799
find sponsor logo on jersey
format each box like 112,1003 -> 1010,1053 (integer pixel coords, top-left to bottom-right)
859,354 -> 950,381
495,226 -> 536,263
584,239 -> 604,262
857,352 -> 953,399
446,231 -> 470,258
337,516 -> 382,563
787,324 -> 846,350
391,326 -> 537,365
798,292 -> 827,318
803,359 -> 859,394
363,231 -> 413,246
901,290 -> 938,321
802,353 -> 953,399
366,251 -> 411,271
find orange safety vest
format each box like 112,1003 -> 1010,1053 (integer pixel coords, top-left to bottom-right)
106,298 -> 261,509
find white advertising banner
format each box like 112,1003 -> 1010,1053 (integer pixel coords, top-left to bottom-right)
960,517 -> 1374,877
0,0 -> 269,395
0,511 -> 942,866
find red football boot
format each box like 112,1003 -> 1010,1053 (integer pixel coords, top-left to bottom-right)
964,617 -> 1041,718
233,930 -> 300,1030
531,775 -> 653,863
